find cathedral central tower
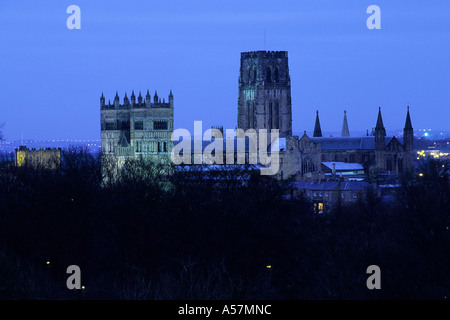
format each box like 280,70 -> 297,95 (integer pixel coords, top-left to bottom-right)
237,51 -> 292,138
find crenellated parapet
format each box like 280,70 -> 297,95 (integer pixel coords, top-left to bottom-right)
100,90 -> 173,110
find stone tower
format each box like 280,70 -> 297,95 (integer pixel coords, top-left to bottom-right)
237,51 -> 292,138
100,90 -> 174,166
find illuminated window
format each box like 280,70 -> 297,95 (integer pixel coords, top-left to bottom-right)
314,202 -> 324,214
353,192 -> 357,199
341,193 -> 345,199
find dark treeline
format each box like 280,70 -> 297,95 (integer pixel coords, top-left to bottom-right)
0,147 -> 449,299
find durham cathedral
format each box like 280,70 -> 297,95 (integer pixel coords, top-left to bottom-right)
101,50 -> 414,187
237,50 -> 414,182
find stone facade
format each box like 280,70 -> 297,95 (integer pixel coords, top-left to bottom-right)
15,146 -> 61,169
294,107 -> 415,181
237,51 -> 414,181
237,51 -> 292,138
100,90 -> 174,166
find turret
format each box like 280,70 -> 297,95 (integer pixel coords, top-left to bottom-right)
154,91 -> 158,105
403,106 -> 413,152
374,107 -> 386,172
114,91 -> 120,108
146,90 -> 151,107
138,91 -> 143,105
123,92 -> 130,107
313,110 -> 322,137
100,92 -> 105,108
374,107 -> 386,150
169,89 -> 174,108
131,90 -> 136,107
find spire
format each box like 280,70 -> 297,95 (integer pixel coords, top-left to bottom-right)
123,92 -> 129,105
100,92 -> 105,107
404,106 -> 412,130
375,107 -> 384,130
313,110 -> 322,137
146,90 -> 151,107
131,90 -> 135,106
341,110 -> 349,137
114,91 -> 120,107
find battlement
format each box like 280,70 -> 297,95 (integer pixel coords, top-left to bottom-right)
241,51 -> 288,59
100,90 -> 173,110
15,146 -> 61,168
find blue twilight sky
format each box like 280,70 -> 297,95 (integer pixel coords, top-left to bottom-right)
0,0 -> 449,140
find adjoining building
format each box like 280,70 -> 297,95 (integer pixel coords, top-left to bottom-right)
294,179 -> 373,214
100,51 -> 415,192
15,146 -> 61,169
235,51 -> 414,181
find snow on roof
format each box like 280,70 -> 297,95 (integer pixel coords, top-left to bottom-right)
322,162 -> 364,171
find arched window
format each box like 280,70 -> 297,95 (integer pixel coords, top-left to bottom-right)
302,157 -> 315,174
274,66 -> 279,82
266,67 -> 272,82
249,67 -> 256,82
